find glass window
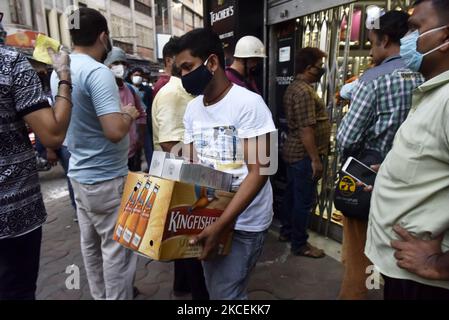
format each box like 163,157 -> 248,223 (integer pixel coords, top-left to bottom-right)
9,0 -> 24,25
340,6 -> 363,48
184,8 -> 194,29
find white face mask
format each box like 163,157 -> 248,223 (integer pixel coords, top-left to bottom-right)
142,81 -> 148,86
132,75 -> 143,85
111,64 -> 126,79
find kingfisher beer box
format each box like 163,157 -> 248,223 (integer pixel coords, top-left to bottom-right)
113,169 -> 235,261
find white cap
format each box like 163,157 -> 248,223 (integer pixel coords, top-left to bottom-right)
104,46 -> 127,66
234,36 -> 266,58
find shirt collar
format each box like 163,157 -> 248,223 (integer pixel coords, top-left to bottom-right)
416,69 -> 449,93
295,74 -> 314,87
380,54 -> 401,65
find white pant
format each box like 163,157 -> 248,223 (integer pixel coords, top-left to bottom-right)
71,176 -> 137,300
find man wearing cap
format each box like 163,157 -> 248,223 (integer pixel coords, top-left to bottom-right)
104,47 -> 147,172
225,35 -> 266,94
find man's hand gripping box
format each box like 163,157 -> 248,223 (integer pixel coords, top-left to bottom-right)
113,153 -> 234,261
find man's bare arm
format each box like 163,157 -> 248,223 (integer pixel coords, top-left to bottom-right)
300,126 -> 323,179
99,104 -> 139,143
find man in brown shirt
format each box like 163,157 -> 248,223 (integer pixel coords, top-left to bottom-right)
280,47 -> 331,258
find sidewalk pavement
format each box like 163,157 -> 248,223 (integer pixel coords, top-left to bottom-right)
36,194 -> 383,300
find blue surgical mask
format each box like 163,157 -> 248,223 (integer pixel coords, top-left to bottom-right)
400,25 -> 449,72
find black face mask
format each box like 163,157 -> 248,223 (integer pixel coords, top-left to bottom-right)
313,66 -> 326,81
181,57 -> 213,96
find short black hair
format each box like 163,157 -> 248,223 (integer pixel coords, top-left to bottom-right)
69,8 -> 109,46
372,10 -> 410,45
176,28 -> 225,68
414,0 -> 449,23
162,36 -> 180,64
130,67 -> 144,74
296,47 -> 327,74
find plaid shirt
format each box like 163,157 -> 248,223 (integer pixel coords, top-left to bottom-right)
337,55 -> 425,159
282,74 -> 331,163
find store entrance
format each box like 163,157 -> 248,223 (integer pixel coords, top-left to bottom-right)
271,0 -> 415,242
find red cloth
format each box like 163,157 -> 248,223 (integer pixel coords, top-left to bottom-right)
152,74 -> 171,98
225,67 -> 261,95
118,84 -> 146,158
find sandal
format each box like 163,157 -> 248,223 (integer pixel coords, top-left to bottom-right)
292,243 -> 325,258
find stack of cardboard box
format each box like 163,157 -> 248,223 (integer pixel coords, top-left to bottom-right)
113,152 -> 235,261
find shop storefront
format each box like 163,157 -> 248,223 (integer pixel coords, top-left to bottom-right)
267,0 -> 414,242
204,0 -> 266,92
203,0 -> 415,242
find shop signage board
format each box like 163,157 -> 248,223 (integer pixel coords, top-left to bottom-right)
268,0 -> 356,25
271,23 -> 296,218
206,0 -> 238,61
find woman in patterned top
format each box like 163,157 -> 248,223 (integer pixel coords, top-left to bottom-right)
0,44 -> 72,300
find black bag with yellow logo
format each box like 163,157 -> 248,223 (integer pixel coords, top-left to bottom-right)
333,150 -> 382,220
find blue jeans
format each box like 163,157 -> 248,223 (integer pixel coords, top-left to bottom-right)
280,157 -> 318,251
202,230 -> 267,300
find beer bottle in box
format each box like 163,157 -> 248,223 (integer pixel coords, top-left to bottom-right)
113,180 -> 142,241
120,180 -> 152,246
130,184 -> 160,250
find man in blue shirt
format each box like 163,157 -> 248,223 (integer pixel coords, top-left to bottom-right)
51,8 -> 139,300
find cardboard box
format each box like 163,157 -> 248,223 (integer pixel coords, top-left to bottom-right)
149,151 -> 234,192
114,171 -> 234,261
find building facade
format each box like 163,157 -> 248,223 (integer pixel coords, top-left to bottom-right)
2,0 -> 73,54
73,0 -> 156,61
154,0 -> 203,36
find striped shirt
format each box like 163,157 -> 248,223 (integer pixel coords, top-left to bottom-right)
337,55 -> 424,159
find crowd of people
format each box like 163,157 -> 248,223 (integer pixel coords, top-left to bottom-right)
0,0 -> 448,301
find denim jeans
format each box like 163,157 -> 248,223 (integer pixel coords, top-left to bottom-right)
202,229 -> 267,300
280,157 -> 318,251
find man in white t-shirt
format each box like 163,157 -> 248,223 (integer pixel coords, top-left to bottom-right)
175,28 -> 277,300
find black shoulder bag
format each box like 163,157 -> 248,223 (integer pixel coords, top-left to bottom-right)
333,150 -> 382,220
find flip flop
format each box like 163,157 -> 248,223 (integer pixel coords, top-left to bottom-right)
292,243 -> 325,258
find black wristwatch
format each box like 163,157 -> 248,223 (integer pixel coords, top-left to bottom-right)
58,80 -> 73,91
